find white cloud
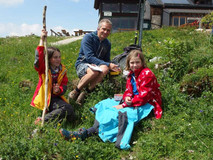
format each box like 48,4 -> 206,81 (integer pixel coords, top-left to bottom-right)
52,26 -> 64,32
0,23 -> 94,37
0,0 -> 24,6
0,23 -> 41,37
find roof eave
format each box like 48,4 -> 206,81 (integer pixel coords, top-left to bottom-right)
94,0 -> 100,10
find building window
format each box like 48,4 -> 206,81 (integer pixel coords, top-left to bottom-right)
194,0 -> 212,4
121,3 -> 139,13
102,3 -> 120,13
180,17 -> 186,25
172,16 -> 186,26
105,17 -> 138,32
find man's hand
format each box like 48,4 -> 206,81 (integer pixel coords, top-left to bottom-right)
109,63 -> 121,72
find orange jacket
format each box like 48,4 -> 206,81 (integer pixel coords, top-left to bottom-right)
30,46 -> 68,110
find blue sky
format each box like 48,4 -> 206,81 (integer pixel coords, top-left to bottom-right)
0,0 -> 99,37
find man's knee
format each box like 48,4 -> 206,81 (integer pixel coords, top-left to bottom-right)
87,68 -> 100,77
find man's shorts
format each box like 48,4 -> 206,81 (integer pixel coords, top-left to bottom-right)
76,63 -> 89,79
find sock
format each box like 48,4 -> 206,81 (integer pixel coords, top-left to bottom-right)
86,88 -> 94,93
75,87 -> 80,93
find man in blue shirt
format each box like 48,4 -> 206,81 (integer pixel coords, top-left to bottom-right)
69,19 -> 120,104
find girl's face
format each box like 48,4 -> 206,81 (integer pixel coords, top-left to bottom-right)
50,51 -> 61,69
129,57 -> 142,71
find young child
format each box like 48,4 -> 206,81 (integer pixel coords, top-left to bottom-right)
59,49 -> 162,149
31,30 -> 75,124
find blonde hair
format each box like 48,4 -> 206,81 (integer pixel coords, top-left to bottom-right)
125,49 -> 147,71
98,19 -> 112,29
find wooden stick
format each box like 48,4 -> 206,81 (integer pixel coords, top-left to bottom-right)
41,6 -> 48,127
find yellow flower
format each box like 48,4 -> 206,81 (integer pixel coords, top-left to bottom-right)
71,137 -> 76,141
76,155 -> 79,158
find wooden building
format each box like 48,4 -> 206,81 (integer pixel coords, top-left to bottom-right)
94,0 -> 213,32
94,0 -> 144,32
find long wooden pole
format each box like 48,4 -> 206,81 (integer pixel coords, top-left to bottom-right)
138,0 -> 145,49
41,6 -> 48,127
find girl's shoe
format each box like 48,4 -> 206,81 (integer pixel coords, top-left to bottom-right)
59,128 -> 87,140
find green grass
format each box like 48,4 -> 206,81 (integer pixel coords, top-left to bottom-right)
0,27 -> 213,159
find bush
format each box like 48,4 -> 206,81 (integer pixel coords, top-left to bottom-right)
180,66 -> 213,96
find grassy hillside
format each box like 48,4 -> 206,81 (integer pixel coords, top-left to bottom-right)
0,27 -> 212,160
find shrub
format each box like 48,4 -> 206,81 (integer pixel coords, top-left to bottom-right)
180,66 -> 213,96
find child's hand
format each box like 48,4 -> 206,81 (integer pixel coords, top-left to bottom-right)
113,104 -> 123,110
39,30 -> 48,46
41,29 -> 47,40
53,83 -> 60,94
125,96 -> 132,106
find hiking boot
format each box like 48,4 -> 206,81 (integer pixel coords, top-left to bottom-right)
68,89 -> 80,101
76,91 -> 87,105
59,128 -> 87,140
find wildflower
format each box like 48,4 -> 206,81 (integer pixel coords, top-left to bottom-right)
54,143 -> 58,146
76,155 -> 79,158
57,123 -> 61,126
199,110 -> 203,113
188,150 -> 194,153
71,137 -> 76,141
182,119 -> 184,121
3,111 -> 6,114
27,114 -> 30,117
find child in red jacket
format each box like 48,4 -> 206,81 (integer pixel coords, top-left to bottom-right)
31,30 -> 75,124
59,49 -> 162,147
113,49 -> 162,118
